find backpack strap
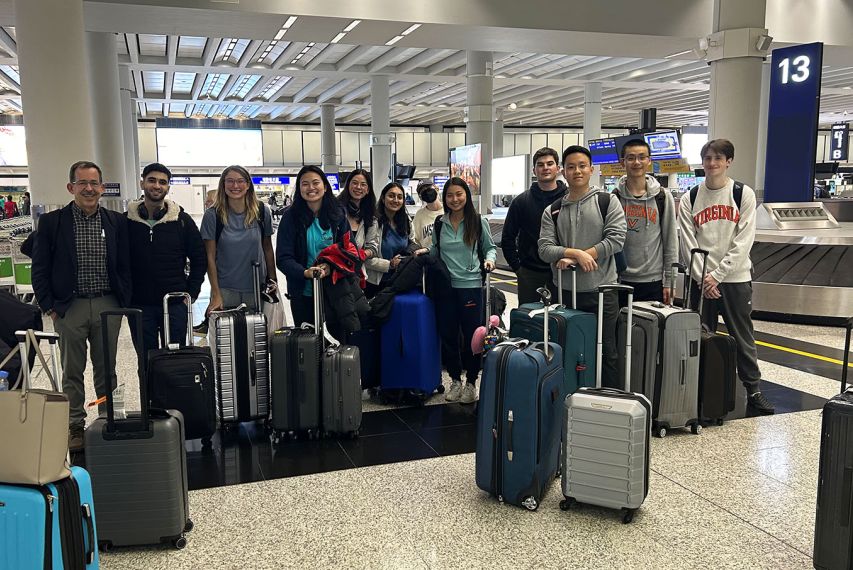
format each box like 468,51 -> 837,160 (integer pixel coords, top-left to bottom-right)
689,184 -> 699,213
549,202 -> 561,224
597,192 -> 609,221
433,215 -> 443,250
733,181 -> 744,210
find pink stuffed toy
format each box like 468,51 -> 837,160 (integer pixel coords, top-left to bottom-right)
471,315 -> 502,355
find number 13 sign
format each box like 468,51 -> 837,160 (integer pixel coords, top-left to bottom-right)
764,43 -> 824,203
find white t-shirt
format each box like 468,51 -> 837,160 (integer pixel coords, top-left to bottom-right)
411,206 -> 444,249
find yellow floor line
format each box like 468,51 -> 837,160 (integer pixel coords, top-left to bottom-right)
717,331 -> 852,368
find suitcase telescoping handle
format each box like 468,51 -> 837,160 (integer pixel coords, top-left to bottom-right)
596,284 -> 633,391
100,309 -> 149,434
555,263 -> 577,310
311,268 -> 324,345
687,248 -> 709,315
252,261 -> 263,313
842,318 -> 852,393
162,292 -> 193,347
670,263 -> 683,308
537,286 -> 552,359
484,268 -> 492,327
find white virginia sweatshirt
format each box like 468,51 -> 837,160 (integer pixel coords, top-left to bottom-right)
678,178 -> 756,284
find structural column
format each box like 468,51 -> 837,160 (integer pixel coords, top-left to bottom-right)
753,60 -> 771,203
119,66 -> 141,198
706,0 -> 769,188
370,76 -> 393,191
493,119 -> 504,159
584,82 -> 603,187
466,51 -> 493,212
320,104 -> 337,173
15,0 -> 95,210
86,32 -> 128,205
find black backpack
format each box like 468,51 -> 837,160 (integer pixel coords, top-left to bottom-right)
689,182 -> 744,212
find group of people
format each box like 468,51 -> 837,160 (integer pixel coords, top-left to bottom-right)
29,159 -> 499,451
502,139 -> 774,415
0,192 -> 28,219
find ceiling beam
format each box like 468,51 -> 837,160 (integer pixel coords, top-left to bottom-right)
293,77 -> 327,103
216,74 -> 241,101
271,42 -> 307,69
397,48 -> 454,74
335,45 -> 373,72
317,79 -> 354,104
366,47 -> 405,74
237,39 -> 264,68
427,51 -> 466,75
0,28 -> 17,57
305,44 -> 334,71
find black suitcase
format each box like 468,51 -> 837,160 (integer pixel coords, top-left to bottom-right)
84,309 -> 192,550
270,278 -> 322,442
147,292 -> 216,444
685,248 -> 738,425
813,320 -> 853,570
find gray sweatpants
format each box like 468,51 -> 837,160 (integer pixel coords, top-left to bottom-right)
688,280 -> 762,392
53,295 -> 121,427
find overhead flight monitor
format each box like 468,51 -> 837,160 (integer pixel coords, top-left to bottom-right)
643,130 -> 681,160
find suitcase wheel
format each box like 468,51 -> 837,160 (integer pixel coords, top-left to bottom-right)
201,437 -> 213,449
621,508 -> 635,524
184,519 -> 194,533
559,497 -> 575,511
690,423 -> 703,435
98,541 -> 113,553
435,384 -> 445,394
173,535 -> 188,550
716,418 -> 724,427
521,496 -> 539,511
655,426 -> 667,438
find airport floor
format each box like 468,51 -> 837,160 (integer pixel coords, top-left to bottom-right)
30,268 -> 851,569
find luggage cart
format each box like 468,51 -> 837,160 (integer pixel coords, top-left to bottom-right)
11,234 -> 33,299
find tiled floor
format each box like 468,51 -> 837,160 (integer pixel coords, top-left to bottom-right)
28,276 -> 849,568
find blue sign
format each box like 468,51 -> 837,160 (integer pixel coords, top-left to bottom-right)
433,175 -> 449,188
588,138 -> 619,165
102,182 -> 121,197
326,174 -> 340,192
831,122 -> 849,161
170,176 -> 191,185
764,42 -> 823,203
251,176 -> 291,185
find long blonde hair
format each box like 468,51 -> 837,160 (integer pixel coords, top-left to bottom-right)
214,165 -> 261,227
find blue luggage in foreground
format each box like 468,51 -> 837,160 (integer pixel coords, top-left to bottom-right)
509,265 -> 595,398
380,291 -> 442,400
476,287 -> 564,510
0,466 -> 99,570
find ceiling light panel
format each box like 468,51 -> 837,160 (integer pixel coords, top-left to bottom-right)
177,36 -> 207,58
401,24 -> 421,35
385,35 -> 404,46
137,34 -> 167,57
172,72 -> 196,95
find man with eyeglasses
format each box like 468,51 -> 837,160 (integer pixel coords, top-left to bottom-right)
31,161 -> 132,451
125,163 -> 206,360
501,147 -> 567,304
613,139 -> 677,305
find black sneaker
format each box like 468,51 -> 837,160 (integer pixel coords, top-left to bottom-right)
192,317 -> 209,335
748,392 -> 775,415
68,425 -> 85,452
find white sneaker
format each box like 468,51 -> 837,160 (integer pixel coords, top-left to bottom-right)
460,383 -> 478,404
445,380 -> 463,402
362,389 -> 371,401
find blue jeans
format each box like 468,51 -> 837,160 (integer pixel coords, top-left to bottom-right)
130,301 -> 189,363
435,287 -> 484,385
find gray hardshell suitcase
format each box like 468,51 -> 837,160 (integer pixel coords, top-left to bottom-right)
561,284 -> 652,524
84,309 -> 191,550
617,265 -> 701,437
209,262 -> 270,426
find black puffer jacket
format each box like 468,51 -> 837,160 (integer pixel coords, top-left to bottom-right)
125,199 -> 207,305
322,274 -> 370,339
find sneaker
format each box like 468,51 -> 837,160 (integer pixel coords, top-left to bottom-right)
193,317 -> 209,335
68,425 -> 85,452
748,392 -> 775,415
445,380 -> 463,402
362,389 -> 371,401
460,383 -> 478,404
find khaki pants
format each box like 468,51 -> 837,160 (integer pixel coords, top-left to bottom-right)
53,295 -> 121,427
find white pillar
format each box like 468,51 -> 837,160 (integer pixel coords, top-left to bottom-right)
320,104 -> 337,173
584,82 -> 603,187
754,61 -> 771,203
119,66 -> 141,199
466,51 -> 493,212
493,119 -> 504,159
16,0 -> 95,210
86,32 -> 128,205
370,76 -> 393,192
706,0 -> 768,188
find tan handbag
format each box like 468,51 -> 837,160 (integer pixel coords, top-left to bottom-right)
0,329 -> 71,485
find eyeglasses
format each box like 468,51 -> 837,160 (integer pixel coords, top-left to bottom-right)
224,178 -> 248,186
350,181 -> 369,189
71,180 -> 102,188
624,155 -> 650,163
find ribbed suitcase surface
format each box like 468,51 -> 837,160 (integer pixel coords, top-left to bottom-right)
84,409 -> 190,548
322,345 -> 362,436
0,466 -> 99,570
510,304 -> 596,397
211,310 -> 270,423
813,391 -> 853,570
148,347 -> 216,440
562,388 -> 651,519
475,340 -> 564,511
270,327 -> 321,435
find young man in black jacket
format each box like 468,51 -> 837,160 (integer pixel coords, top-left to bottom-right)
31,161 -> 133,451
500,147 -> 567,304
125,163 -> 206,360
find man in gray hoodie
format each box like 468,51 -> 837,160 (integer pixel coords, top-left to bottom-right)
539,145 -> 626,388
615,139 -> 678,304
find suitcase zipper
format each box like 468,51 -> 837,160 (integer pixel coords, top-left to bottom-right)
493,345 -> 512,501
38,490 -> 55,570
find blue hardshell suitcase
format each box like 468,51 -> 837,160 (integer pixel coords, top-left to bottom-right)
0,466 -> 99,570
476,288 -> 564,511
509,266 -> 596,397
380,292 -> 442,397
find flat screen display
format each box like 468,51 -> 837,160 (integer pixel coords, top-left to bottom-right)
449,143 -> 482,195
0,125 -> 27,166
588,138 -> 619,165
681,133 -> 708,165
157,128 -> 263,166
643,130 -> 682,160
433,175 -> 449,188
492,155 -> 529,196
326,174 -> 340,193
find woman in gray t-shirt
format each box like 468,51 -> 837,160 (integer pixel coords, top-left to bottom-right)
200,165 -> 276,313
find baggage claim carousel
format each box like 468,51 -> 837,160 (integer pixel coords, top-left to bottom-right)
488,199 -> 853,324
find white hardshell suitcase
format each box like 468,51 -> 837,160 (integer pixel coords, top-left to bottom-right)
561,284 -> 651,524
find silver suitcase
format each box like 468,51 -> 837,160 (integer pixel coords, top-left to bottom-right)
561,284 -> 651,524
208,262 -> 270,425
